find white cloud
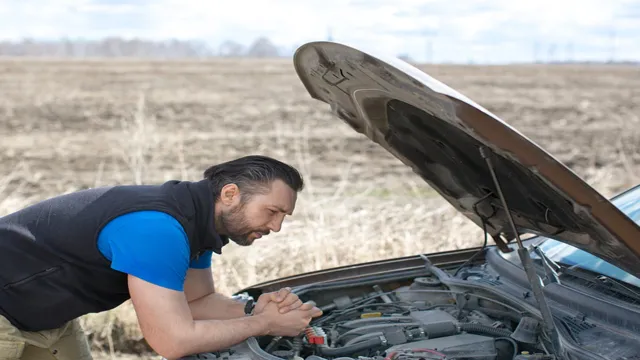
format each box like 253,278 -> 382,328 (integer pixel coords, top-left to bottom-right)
0,0 -> 637,63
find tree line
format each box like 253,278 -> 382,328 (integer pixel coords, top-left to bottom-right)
0,37 -> 285,58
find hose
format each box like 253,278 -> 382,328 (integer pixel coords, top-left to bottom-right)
264,336 -> 283,353
494,337 -> 518,359
457,322 -> 513,338
292,336 -> 303,357
317,337 -> 383,357
469,307 -> 523,323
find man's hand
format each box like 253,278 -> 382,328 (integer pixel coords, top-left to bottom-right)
254,287 -> 303,315
255,300 -> 323,337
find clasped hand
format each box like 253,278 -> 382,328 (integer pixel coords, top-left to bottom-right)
252,287 -> 323,337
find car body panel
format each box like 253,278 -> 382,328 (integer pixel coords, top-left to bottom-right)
290,41 -> 640,277
236,247 -> 483,295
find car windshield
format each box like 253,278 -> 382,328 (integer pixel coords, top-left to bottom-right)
532,184 -> 640,288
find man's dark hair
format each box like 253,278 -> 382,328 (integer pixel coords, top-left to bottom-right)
203,155 -> 304,201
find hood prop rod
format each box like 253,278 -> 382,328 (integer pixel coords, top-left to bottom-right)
479,146 -> 561,355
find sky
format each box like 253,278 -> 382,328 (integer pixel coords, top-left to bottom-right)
0,0 -> 638,63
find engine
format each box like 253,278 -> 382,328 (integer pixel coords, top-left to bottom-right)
283,309 -> 510,360
176,273 -> 555,360
253,276 -> 546,360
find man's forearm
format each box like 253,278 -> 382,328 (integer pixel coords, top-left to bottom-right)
166,315 -> 268,359
188,292 -> 246,320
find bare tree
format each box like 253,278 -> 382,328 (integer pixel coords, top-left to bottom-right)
246,37 -> 280,58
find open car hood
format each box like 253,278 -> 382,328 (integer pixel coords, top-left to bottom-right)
292,41 -> 640,277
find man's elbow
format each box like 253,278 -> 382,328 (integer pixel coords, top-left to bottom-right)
142,322 -> 195,359
154,347 -> 186,360
156,347 -> 190,360
149,338 -> 192,360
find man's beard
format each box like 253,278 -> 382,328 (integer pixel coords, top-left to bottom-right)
220,202 -> 266,246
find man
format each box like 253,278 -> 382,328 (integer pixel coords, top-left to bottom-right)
0,155 -> 323,360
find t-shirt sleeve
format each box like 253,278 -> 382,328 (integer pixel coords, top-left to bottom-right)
97,211 -> 190,292
189,250 -> 213,269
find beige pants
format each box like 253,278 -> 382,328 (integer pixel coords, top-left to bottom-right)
0,315 -> 93,360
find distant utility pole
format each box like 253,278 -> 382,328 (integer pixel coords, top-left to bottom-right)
327,27 -> 334,42
547,43 -> 556,63
609,27 -> 616,62
423,29 -> 437,64
565,42 -> 573,62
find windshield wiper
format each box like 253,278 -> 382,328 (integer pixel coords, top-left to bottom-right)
532,245 -> 562,285
592,272 -> 640,300
561,264 -> 640,301
532,246 -> 640,301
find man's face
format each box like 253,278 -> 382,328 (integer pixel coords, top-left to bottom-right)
217,179 -> 297,246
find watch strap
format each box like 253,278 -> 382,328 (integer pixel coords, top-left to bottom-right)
244,299 -> 255,316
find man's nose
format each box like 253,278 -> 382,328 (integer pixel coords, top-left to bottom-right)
269,217 -> 283,233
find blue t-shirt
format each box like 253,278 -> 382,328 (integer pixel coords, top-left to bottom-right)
97,210 -> 213,291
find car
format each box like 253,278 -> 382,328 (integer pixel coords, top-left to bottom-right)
176,41 -> 640,360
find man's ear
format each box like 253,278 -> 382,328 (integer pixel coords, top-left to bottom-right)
219,184 -> 240,206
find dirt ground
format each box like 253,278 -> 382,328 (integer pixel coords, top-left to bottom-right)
1,58 -> 639,358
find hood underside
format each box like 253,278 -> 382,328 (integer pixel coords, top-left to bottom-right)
292,41 -> 640,277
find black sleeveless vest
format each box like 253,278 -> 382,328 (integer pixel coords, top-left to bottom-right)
0,179 -> 228,332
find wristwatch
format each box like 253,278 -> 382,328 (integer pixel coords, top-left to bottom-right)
244,299 -> 255,316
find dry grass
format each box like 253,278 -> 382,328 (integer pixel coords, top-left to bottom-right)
0,58 -> 639,358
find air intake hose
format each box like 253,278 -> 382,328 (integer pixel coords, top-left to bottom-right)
317,337 -> 383,356
457,322 -> 513,337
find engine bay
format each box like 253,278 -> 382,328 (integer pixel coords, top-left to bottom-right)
170,245 -> 640,360
177,257 -> 568,360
